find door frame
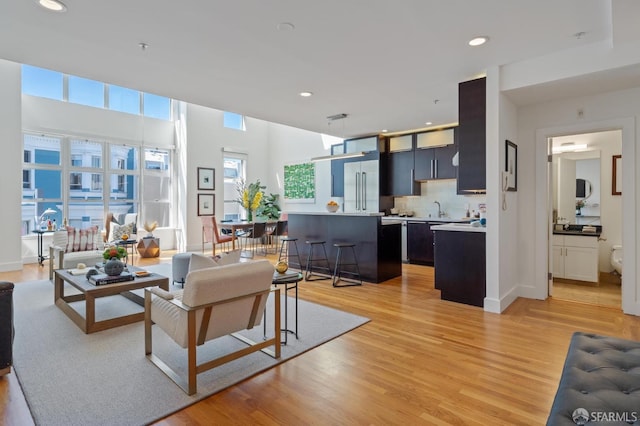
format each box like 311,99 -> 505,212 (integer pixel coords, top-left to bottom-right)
536,117 -> 636,314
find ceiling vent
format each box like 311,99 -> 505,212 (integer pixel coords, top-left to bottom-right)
326,113 -> 348,121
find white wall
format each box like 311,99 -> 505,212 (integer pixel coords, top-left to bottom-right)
485,67 -> 520,313
22,96 -> 174,148
517,88 -> 639,315
184,104 -> 271,252
268,123 -> 339,212
0,60 -> 23,272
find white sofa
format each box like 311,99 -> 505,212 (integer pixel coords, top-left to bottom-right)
49,227 -> 104,279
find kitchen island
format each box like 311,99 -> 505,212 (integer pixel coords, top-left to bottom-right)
431,223 -> 486,307
287,212 -> 401,283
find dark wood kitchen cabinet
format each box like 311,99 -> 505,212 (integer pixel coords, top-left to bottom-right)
331,158 -> 345,196
457,77 -> 486,194
407,221 -> 434,265
414,143 -> 457,180
388,134 -> 420,196
434,230 -> 486,307
414,128 -> 457,181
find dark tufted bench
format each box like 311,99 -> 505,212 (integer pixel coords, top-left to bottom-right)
547,332 -> 640,425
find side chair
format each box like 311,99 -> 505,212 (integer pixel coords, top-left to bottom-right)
201,216 -> 233,255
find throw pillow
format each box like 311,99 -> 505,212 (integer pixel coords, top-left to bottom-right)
214,250 -> 242,266
188,253 -> 219,272
78,226 -> 99,251
65,226 -> 76,253
111,222 -> 134,241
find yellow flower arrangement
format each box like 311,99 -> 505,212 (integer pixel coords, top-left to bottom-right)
237,179 -> 265,220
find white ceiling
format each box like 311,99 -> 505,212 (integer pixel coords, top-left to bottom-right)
1,0 -> 639,138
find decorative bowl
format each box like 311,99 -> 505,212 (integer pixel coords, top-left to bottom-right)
275,261 -> 288,274
326,204 -> 339,213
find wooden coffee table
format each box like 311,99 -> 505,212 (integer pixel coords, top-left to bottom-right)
54,267 -> 169,334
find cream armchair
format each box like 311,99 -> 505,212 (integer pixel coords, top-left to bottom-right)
49,227 -> 104,279
144,259 -> 280,395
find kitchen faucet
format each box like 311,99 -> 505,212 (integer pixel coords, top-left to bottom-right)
434,201 -> 445,218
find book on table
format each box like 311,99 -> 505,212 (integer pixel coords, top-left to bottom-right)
88,273 -> 135,286
272,270 -> 302,282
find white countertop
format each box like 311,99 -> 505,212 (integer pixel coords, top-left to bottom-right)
431,223 -> 487,233
381,216 -> 473,223
288,211 -> 384,216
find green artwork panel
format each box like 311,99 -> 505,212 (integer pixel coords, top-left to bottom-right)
284,163 -> 315,200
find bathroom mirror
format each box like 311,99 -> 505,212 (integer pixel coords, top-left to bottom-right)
576,178 -> 592,199
554,154 -> 600,223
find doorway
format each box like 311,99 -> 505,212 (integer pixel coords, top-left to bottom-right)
548,130 -> 622,308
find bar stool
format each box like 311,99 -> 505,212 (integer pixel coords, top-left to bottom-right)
278,237 -> 304,272
332,243 -> 362,287
305,240 -> 331,281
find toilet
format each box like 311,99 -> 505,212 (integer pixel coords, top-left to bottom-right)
610,245 -> 623,276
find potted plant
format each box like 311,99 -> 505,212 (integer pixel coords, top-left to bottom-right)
257,193 -> 281,220
102,245 -> 127,276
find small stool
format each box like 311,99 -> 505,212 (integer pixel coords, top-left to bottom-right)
278,237 -> 304,272
305,240 -> 331,281
172,252 -> 192,287
332,243 -> 362,287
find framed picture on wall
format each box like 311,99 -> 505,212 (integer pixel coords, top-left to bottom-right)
197,193 -> 215,216
197,167 -> 215,190
505,140 -> 518,191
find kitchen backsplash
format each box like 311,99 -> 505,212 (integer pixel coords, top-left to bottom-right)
393,180 -> 486,219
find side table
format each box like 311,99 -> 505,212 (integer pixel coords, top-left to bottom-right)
33,229 -> 55,266
116,239 -> 138,265
266,271 -> 302,345
137,237 -> 160,258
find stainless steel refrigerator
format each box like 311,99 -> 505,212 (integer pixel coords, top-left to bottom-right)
343,160 -> 379,213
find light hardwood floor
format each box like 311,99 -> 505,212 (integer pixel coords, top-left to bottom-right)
2,251 -> 639,425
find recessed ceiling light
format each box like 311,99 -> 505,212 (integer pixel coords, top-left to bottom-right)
299,91 -> 313,97
381,129 -> 388,133
468,36 -> 489,46
37,0 -> 67,12
425,122 -> 432,126
277,22 -> 295,31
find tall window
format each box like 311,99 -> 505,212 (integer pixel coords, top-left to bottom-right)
22,134 -> 172,235
21,134 -> 62,235
20,65 -> 174,235
223,154 -> 247,221
141,149 -> 172,226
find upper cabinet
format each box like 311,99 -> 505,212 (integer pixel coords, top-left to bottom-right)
414,128 -> 457,181
388,135 -> 420,196
331,135 -> 384,197
457,77 -> 486,194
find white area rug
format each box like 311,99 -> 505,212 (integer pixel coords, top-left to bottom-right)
12,265 -> 369,426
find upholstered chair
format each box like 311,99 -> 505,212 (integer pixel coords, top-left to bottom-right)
144,259 -> 280,395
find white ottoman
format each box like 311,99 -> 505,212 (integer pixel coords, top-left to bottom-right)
172,253 -> 192,287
